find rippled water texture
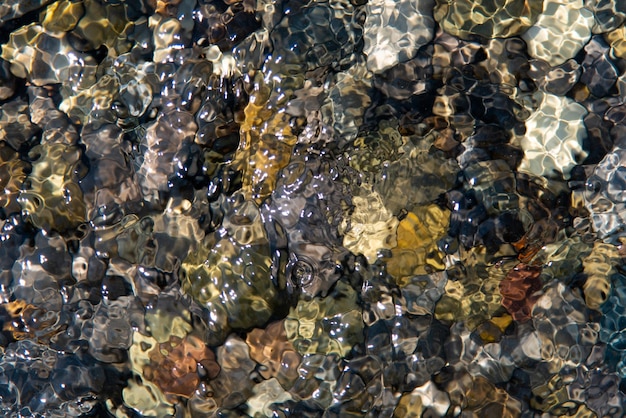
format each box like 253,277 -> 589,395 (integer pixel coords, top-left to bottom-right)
2,0 -> 626,416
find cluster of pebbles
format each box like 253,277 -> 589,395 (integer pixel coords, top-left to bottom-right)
2,0 -> 626,416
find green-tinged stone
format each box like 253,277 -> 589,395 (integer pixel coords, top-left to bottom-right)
181,198 -> 277,336
19,143 -> 87,233
285,280 -> 363,357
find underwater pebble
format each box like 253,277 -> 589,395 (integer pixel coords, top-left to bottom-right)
0,340 -> 105,417
321,63 -> 372,147
384,206 -> 449,282
232,71 -> 299,202
0,142 -> 27,218
1,23 -> 99,87
580,36 -> 618,98
246,320 -> 301,388
207,334 -> 257,410
435,246 -> 508,329
341,189 -> 398,264
434,0 -> 542,40
499,263 -> 542,322
247,378 -> 293,416
586,0 -> 626,34
395,380 -> 450,416
373,131 -> 459,215
0,0 -> 53,24
0,58 -> 16,100
363,0 -> 434,73
0,215 -> 31,299
284,281 -> 363,357
180,195 -> 277,344
584,139 -> 626,239
82,296 -> 144,364
19,143 -> 87,233
518,91 -> 588,179
80,123 -> 143,224
290,353 -> 342,410
581,241 -> 617,309
143,333 -> 219,398
264,153 -> 349,298
606,25 -> 626,59
0,97 -> 40,150
521,0 -> 594,67
126,331 -> 176,416
527,59 -> 580,95
137,111 -> 197,206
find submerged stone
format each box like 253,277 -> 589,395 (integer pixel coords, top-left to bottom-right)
521,0 -> 594,67
435,0 -> 542,40
517,92 -> 588,180
19,143 -> 87,234
180,196 -> 277,342
284,280 -> 363,357
0,0 -> 623,415
364,0 -> 435,73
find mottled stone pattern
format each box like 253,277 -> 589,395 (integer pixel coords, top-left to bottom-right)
19,143 -> 88,233
518,91 -> 588,179
435,0 -> 543,40
364,0 -> 435,73
521,0 -> 595,66
0,0 -> 625,416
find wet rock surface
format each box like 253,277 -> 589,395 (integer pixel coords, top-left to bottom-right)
0,0 -> 625,417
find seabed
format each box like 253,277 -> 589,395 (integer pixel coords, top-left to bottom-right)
0,0 -> 626,416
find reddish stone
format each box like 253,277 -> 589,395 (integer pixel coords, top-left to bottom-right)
499,263 -> 542,322
143,334 -> 220,398
246,320 -> 301,389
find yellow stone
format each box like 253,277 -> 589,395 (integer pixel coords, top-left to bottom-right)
233,72 -> 299,203
394,392 -> 423,417
74,0 -> 131,51
386,205 -> 449,284
43,0 -> 84,32
490,314 -> 513,333
607,26 -> 626,59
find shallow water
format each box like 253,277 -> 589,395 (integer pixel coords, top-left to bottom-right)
1,0 -> 626,416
